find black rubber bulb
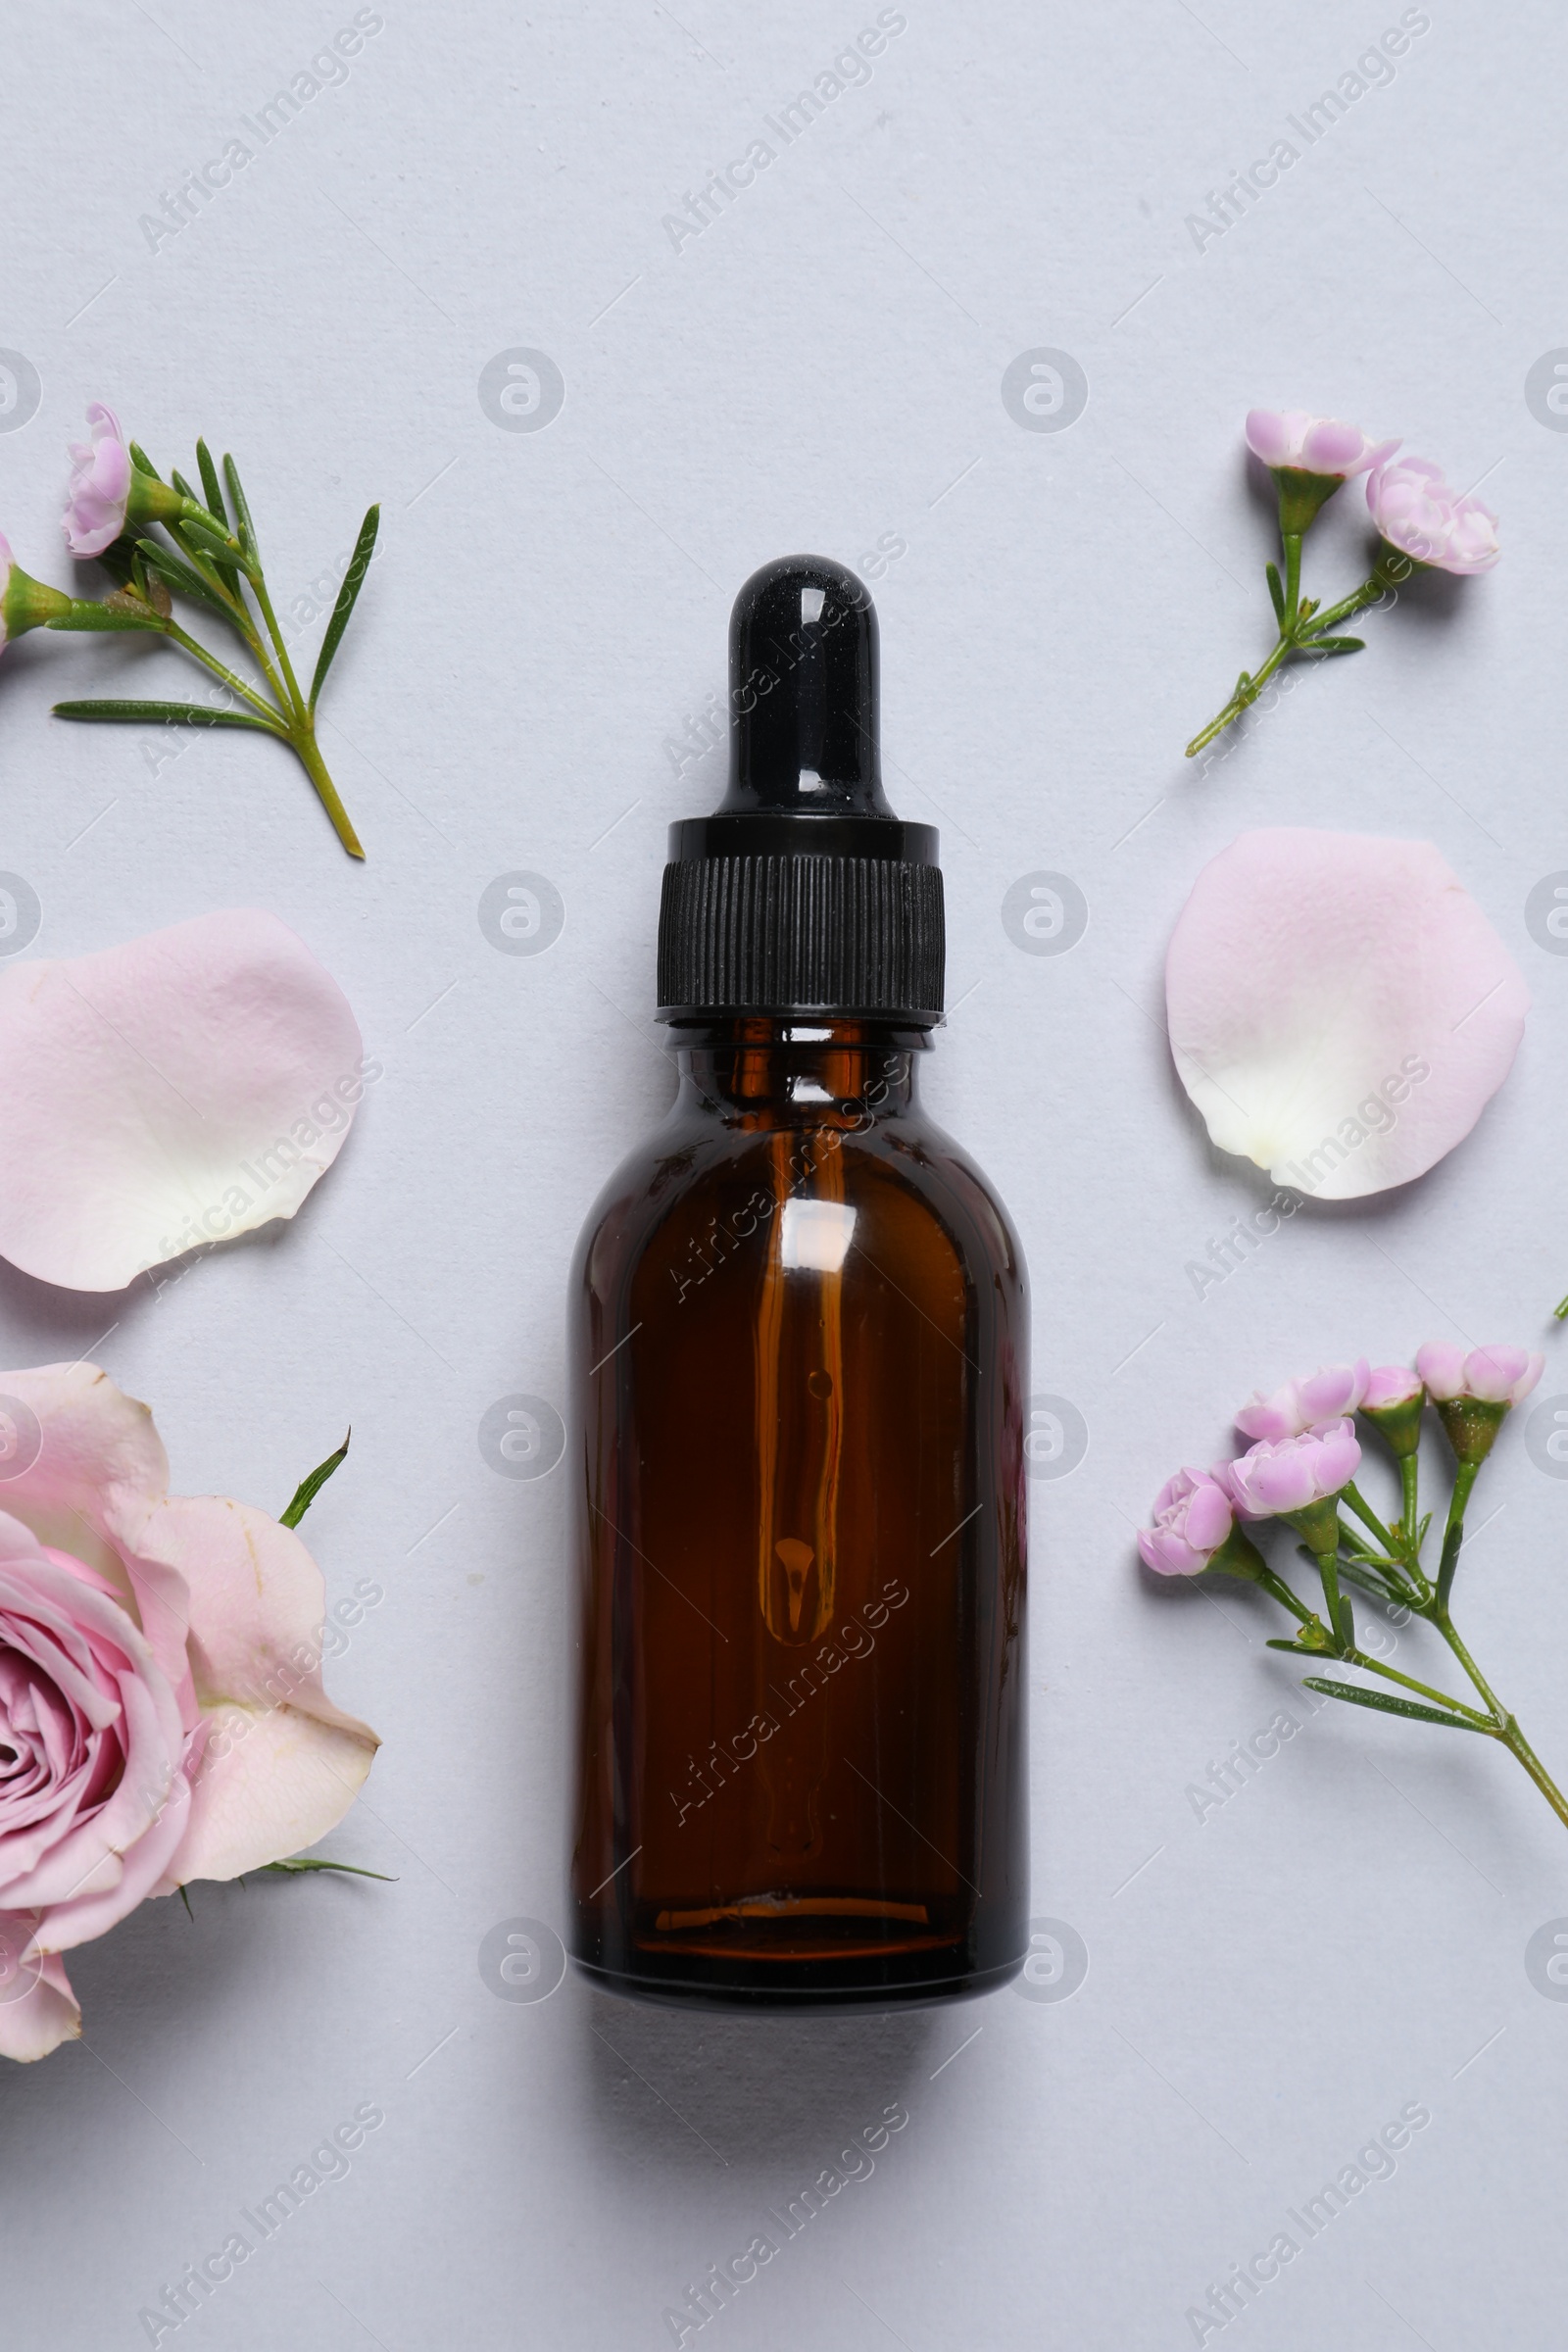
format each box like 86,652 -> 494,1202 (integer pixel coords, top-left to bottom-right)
720,554 -> 895,817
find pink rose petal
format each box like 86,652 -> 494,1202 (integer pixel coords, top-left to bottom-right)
1166,832 -> 1529,1200
0,910 -> 365,1291
0,1947 -> 80,2063
136,1494 -> 379,1886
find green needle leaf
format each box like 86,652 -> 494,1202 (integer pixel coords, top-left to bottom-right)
46,602 -> 167,634
127,441 -> 162,479
195,439 -> 228,524
53,699 -> 285,733
280,1428 -> 351,1528
1299,1677 -> 1494,1732
1303,636 -> 1365,656
191,440 -> 243,587
1265,561 -> 1285,623
310,504 -> 379,710
136,539 -> 235,622
179,510 -> 245,563
221,452 -> 259,560
256,1857 -> 396,1880
1337,1560 -> 1410,1609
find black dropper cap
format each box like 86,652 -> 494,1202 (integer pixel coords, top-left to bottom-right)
656,555 -> 944,1024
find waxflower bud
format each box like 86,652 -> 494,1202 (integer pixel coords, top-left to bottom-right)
1359,1364 -> 1424,1459
0,531 -> 74,651
1415,1342 -> 1543,1466
1236,1359 -> 1369,1443
64,403 -> 217,560
1213,1420 -> 1361,1524
1245,409 -> 1398,536
1137,1468 -> 1271,1585
1137,1468 -> 1229,1576
1365,456 -> 1499,576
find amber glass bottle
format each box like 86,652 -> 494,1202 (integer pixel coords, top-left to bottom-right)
569,557 -> 1028,2008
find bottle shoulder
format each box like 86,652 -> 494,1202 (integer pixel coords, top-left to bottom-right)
571,1097 -> 1025,1302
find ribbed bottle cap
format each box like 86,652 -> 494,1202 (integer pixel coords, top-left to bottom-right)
656,555 -> 944,1024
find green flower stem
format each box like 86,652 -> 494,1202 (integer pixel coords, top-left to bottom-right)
1255,1564 -> 1312,1622
1197,1405 -> 1568,1834
165,622 -> 286,727
1341,1481 -> 1399,1556
1425,1604 -> 1568,1828
1435,1459 -> 1480,1607
1185,633 -> 1297,758
293,721 -> 365,859
50,439 -> 371,859
1305,547 -> 1415,636
173,505 -> 258,583
1209,1528 -> 1315,1624
1312,1543 -> 1346,1642
248,568 -> 309,724
1341,1645 -> 1494,1727
162,543 -> 362,857
1494,1720 -> 1568,1830
1184,546 -> 1417,760
1399,1453 -> 1420,1554
165,520 -> 252,623
1429,1603 -> 1503,1718
1282,531 -> 1302,629
198,566 -> 297,722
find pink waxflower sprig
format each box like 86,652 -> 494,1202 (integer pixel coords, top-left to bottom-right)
1138,1347 -> 1568,1834
0,405 -> 378,859
1185,409 -> 1499,760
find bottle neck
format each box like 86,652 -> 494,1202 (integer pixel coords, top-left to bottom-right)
669,1017 -> 927,1124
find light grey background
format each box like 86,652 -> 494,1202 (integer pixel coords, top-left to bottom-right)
1,1 -> 1565,2344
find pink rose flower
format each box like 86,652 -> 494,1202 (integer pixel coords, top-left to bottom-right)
1246,409 -> 1397,479
1137,1468 -> 1234,1576
0,1363 -> 378,2061
1365,456 -> 1499,575
1363,1365 -> 1423,1409
0,529 -> 15,652
64,403 -> 133,559
1415,1342 -> 1543,1407
1235,1360 -> 1370,1444
1214,1420 -> 1361,1520
0,1516 -> 188,2059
